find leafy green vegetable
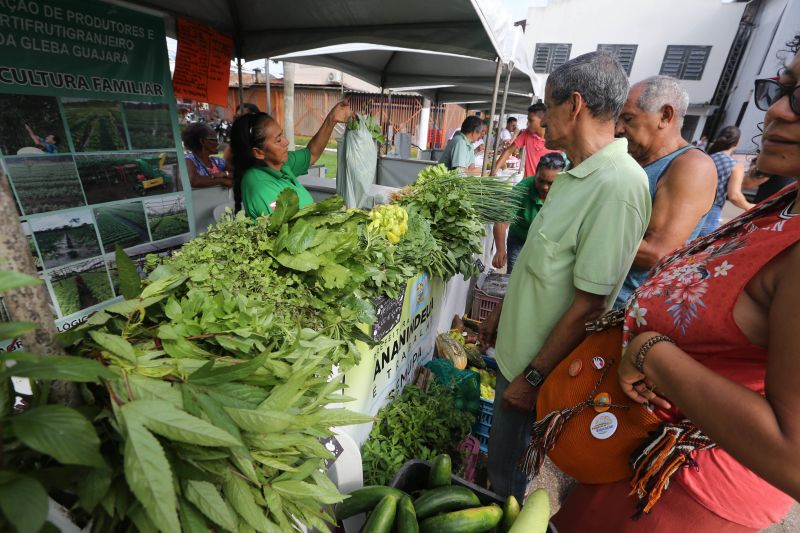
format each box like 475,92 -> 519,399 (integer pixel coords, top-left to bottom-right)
361,384 -> 475,486
347,113 -> 385,144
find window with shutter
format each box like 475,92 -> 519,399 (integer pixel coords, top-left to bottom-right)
659,45 -> 712,80
597,44 -> 638,76
533,43 -> 572,74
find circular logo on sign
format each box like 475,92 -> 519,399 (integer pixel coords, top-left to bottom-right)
590,412 -> 618,440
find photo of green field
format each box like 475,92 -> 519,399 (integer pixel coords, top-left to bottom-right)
21,222 -> 43,271
0,94 -> 69,155
94,201 -> 150,251
145,195 -> 189,241
29,210 -> 102,269
75,151 -> 182,204
63,98 -> 128,152
123,102 -> 174,149
48,257 -> 113,317
7,156 -> 86,215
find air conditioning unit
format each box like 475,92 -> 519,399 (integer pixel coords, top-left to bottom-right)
327,72 -> 341,83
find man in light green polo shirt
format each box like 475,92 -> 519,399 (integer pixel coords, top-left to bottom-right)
438,115 -> 484,175
480,51 -> 651,501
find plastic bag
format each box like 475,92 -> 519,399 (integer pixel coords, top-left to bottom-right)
336,115 -> 378,209
425,359 -> 481,414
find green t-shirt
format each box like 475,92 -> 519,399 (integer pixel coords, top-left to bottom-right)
495,138 -> 651,380
509,176 -> 545,241
438,131 -> 475,170
242,148 -> 314,219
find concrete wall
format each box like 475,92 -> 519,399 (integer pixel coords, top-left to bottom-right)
525,0 -> 747,104
720,0 -> 800,154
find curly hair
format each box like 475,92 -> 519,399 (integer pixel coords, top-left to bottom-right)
181,122 -> 215,153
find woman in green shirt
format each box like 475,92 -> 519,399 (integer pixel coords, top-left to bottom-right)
230,101 -> 352,218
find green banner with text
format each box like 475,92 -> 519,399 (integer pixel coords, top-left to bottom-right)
0,0 -> 170,101
0,0 -> 194,346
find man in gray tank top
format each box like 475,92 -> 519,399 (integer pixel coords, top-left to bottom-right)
613,76 -> 718,309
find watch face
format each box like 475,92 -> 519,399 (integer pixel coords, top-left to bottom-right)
525,367 -> 544,386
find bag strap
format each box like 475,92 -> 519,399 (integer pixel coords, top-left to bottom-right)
586,308 -> 625,332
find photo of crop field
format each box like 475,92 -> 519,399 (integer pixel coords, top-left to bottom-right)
123,102 -> 174,149
145,196 -> 189,241
75,151 -> 182,204
29,210 -> 101,269
48,257 -> 113,317
94,201 -> 150,251
21,222 -> 43,271
63,98 -> 128,152
0,94 -> 69,155
6,156 -> 86,215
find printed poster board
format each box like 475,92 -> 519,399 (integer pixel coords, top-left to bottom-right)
339,273 -> 442,445
0,0 -> 194,348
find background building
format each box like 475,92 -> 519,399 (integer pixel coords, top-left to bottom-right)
524,0 -> 749,142
716,0 -> 800,154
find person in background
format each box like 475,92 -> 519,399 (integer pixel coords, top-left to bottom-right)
237,103 -> 261,116
438,115 -> 484,175
229,101 -> 352,217
492,152 -> 566,273
473,121 -> 489,154
696,134 -> 709,151
479,51 -> 651,502
552,38 -> 800,532
613,75 -> 717,308
698,126 -> 750,236
24,124 -> 58,154
499,116 -> 518,147
182,123 -> 233,189
493,103 -> 559,175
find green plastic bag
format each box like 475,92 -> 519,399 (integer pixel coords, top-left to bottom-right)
425,359 -> 481,414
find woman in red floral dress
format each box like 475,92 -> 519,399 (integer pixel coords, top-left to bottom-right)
552,38 -> 800,532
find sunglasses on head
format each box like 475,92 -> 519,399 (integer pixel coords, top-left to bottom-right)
753,78 -> 800,115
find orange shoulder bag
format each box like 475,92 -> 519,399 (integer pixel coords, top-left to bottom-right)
520,310 -> 661,484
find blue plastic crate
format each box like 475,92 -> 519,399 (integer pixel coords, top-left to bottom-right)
472,421 -> 491,453
478,398 -> 494,426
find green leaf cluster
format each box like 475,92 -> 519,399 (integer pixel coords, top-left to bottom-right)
361,385 -> 475,486
150,191 -> 411,348
55,270 -> 372,532
0,270 -> 111,533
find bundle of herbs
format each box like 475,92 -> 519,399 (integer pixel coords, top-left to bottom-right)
45,254 -> 372,533
150,191 -> 412,350
360,384 -> 475,486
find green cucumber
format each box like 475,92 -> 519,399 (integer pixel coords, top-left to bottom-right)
419,505 -> 503,533
396,495 -> 419,533
508,489 -> 550,533
413,485 -> 481,520
427,454 -> 452,488
500,495 -> 521,532
362,494 -> 397,533
335,486 -> 406,521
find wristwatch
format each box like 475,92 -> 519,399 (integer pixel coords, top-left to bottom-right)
523,365 -> 546,387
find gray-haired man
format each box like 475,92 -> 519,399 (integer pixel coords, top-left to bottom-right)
480,52 -> 652,500
613,75 -> 717,309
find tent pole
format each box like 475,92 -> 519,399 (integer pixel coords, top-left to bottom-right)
237,57 -> 244,114
481,58 -> 503,176
385,91 -> 392,154
265,58 -> 271,114
378,88 -> 386,155
492,62 -> 514,175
